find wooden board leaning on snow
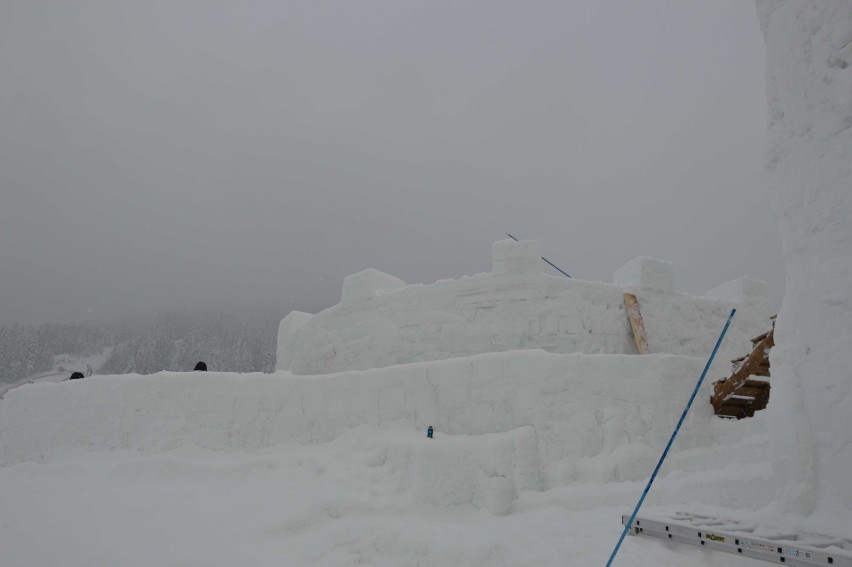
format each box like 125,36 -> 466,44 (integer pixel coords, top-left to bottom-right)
623,293 -> 648,355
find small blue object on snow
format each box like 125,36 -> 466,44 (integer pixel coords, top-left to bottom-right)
427,426 -> 433,439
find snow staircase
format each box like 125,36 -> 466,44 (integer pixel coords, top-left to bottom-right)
624,511 -> 852,566
711,316 -> 774,419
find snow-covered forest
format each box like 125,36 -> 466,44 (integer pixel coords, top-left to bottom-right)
0,309 -> 282,384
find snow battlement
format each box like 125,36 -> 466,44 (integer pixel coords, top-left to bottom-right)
704,276 -> 772,309
276,240 -> 772,375
491,238 -> 542,275
612,256 -> 675,293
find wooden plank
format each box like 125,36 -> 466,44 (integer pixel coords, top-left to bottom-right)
751,330 -> 770,345
735,386 -> 769,398
623,293 -> 649,354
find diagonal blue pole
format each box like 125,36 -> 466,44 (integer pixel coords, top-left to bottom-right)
605,308 -> 736,567
505,233 -> 572,278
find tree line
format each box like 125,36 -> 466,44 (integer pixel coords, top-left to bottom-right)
0,308 -> 284,384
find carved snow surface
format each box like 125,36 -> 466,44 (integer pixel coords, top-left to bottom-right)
757,0 -> 852,524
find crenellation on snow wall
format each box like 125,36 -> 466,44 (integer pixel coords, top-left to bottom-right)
278,239 -> 772,375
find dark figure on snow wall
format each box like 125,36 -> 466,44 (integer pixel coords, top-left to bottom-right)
193,361 -> 207,371
427,426 -> 433,439
69,371 -> 85,380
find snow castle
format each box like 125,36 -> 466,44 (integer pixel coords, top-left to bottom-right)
1,239 -> 780,506
276,238 -> 773,375
2,3 -> 852,563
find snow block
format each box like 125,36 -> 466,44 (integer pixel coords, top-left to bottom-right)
275,311 -> 315,371
491,239 -> 542,275
341,269 -> 406,306
704,277 -> 771,306
486,476 -> 514,516
613,257 -> 675,293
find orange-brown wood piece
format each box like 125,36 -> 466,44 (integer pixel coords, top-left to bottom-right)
711,317 -> 775,419
623,293 -> 649,354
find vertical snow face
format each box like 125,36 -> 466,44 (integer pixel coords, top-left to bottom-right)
757,0 -> 852,522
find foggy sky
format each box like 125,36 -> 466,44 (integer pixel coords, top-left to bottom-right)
0,0 -> 782,326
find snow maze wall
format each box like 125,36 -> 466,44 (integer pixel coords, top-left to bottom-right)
0,350 -> 775,513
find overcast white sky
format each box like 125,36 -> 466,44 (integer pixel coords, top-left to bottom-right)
0,0 -> 782,326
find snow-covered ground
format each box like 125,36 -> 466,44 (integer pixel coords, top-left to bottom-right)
0,428 -> 769,567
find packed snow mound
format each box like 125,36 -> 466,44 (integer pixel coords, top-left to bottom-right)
277,240 -> 773,375
757,0 -> 852,526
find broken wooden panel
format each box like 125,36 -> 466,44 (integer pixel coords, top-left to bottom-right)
711,318 -> 775,419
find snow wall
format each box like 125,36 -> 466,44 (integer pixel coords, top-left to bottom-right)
757,0 -> 852,526
277,240 -> 773,375
0,351 -> 774,512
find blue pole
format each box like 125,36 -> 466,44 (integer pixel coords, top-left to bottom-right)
505,233 -> 572,278
605,308 -> 736,567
